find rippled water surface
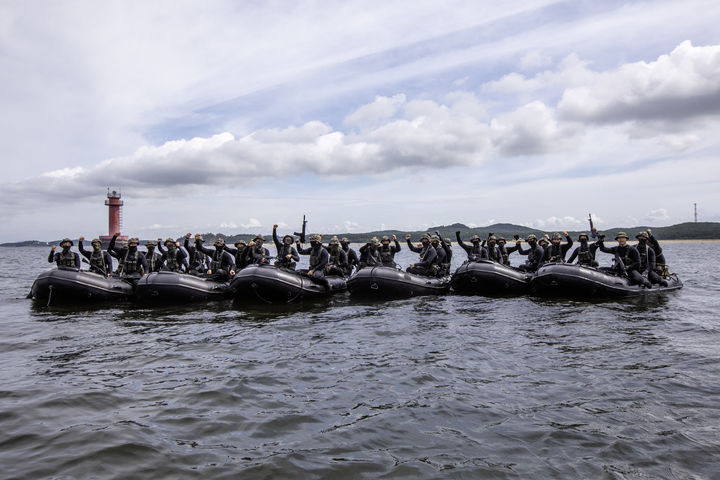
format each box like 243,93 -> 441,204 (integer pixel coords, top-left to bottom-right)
2,244 -> 720,479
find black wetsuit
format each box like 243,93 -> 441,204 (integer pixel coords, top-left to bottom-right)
48,247 -> 81,269
543,235 -> 574,263
196,241 -> 235,282
597,241 -> 651,288
456,233 -> 483,260
341,244 -> 359,275
247,243 -> 271,265
484,243 -> 502,263
298,243 -> 331,289
406,240 -> 438,276
323,245 -> 348,276
516,242 -> 544,272
224,245 -> 249,271
358,243 -> 382,268
567,240 -> 599,266
78,240 -> 113,275
434,243 -> 448,276
648,233 -> 668,276
378,239 -> 401,267
636,242 -> 666,286
184,237 -> 209,275
273,228 -> 300,270
159,244 -> 188,272
144,247 -> 163,273
109,235 -> 148,280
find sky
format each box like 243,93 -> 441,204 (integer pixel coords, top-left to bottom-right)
1,0 -> 719,242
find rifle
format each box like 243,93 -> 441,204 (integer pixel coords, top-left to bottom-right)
588,213 -> 597,239
294,215 -> 307,243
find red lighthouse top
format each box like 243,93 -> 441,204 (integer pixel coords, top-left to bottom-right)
100,188 -> 126,247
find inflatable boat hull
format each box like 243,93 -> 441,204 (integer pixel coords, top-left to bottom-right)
30,268 -> 134,303
531,262 -> 683,297
135,271 -> 233,303
450,260 -> 532,294
230,265 -> 347,303
347,266 -> 450,298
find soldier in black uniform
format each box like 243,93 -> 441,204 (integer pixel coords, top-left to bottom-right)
297,234 -> 331,290
196,237 -> 235,281
78,237 -> 113,275
543,232 -> 573,263
109,234 -> 148,283
340,237 -> 359,275
566,232 -> 599,266
160,238 -> 187,272
324,236 -> 348,276
185,233 -> 209,275
378,235 -> 401,268
272,225 -> 300,270
406,234 -> 438,276
516,234 -> 544,272
224,240 -> 249,272
597,232 -> 651,288
247,235 -> 271,265
498,237 -> 519,266
48,238 -> 81,268
143,240 -> 163,273
635,231 -> 668,286
455,232 -> 483,260
484,235 -> 502,263
358,237 -> 382,269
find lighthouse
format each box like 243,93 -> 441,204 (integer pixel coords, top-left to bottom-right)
99,188 -> 127,248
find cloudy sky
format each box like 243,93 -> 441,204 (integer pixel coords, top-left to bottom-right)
1,0 -> 719,241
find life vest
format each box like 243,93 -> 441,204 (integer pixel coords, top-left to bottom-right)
190,249 -> 206,269
487,245 -> 501,262
90,249 -> 107,274
576,244 -> 594,265
121,249 -> 140,275
379,245 -> 395,266
234,247 -> 246,268
210,249 -> 226,272
309,247 -> 323,269
637,245 -> 649,271
57,249 -> 77,268
527,245 -> 539,265
548,244 -> 564,263
276,244 -> 295,268
365,248 -> 380,266
165,248 -> 181,272
146,251 -> 160,272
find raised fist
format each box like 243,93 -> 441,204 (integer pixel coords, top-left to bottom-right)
405,234 -> 411,240
79,236 -> 85,242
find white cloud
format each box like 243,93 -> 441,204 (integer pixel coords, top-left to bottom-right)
240,218 -> 262,229
528,216 -> 584,230
344,94 -> 406,129
519,50 -> 552,71
220,222 -> 238,229
558,41 -> 720,123
490,101 -> 566,156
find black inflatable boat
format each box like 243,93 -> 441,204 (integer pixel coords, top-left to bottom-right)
450,260 -> 533,294
135,271 -> 233,303
347,266 -> 450,298
531,262 -> 683,297
30,267 -> 134,304
230,264 -> 347,303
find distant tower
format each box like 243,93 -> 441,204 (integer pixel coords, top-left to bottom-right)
99,188 -> 127,248
694,203 -> 698,223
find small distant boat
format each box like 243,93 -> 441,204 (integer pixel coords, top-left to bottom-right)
531,262 -> 683,297
450,260 -> 532,294
135,271 -> 233,304
230,264 -> 347,303
347,266 -> 450,298
30,267 -> 134,304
